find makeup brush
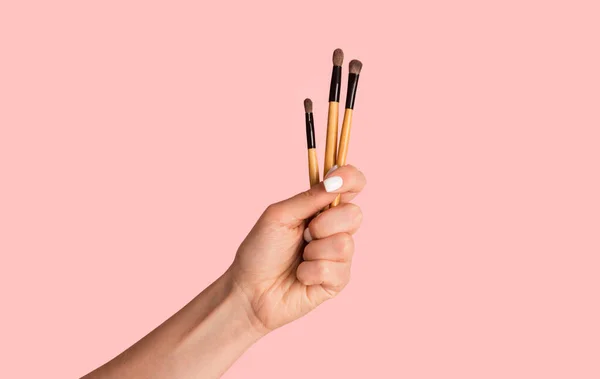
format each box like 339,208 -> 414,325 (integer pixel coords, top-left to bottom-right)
304,98 -> 320,187
331,59 -> 362,207
324,48 -> 344,177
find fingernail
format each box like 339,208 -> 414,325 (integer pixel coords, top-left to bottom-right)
323,176 -> 343,192
303,227 -> 312,242
325,165 -> 338,178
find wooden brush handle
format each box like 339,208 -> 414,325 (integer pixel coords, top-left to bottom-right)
324,101 -> 339,175
308,148 -> 320,187
331,108 -> 353,207
322,102 -> 340,212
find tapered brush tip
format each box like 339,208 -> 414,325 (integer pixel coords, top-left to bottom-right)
304,98 -> 313,113
332,48 -> 344,66
349,59 -> 363,75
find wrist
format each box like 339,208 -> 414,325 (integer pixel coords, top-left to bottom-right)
219,268 -> 270,339
168,269 -> 267,377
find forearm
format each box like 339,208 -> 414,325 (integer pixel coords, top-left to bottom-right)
83,269 -> 266,379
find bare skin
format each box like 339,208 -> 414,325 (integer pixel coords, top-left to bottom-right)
83,165 -> 366,379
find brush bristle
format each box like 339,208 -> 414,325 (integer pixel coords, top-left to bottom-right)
349,59 -> 363,75
304,98 -> 313,113
332,48 -> 344,66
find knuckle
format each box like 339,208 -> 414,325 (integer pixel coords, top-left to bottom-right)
355,207 -> 363,224
263,203 -> 284,222
334,270 -> 351,291
346,203 -> 363,223
262,204 -> 276,218
335,233 -> 354,257
317,261 -> 330,277
343,267 -> 352,286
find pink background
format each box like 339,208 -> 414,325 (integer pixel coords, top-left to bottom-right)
1,1 -> 599,378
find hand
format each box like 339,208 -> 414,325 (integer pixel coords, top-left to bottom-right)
229,165 -> 367,333
81,165 -> 365,379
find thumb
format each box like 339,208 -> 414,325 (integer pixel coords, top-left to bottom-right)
266,165 -> 364,226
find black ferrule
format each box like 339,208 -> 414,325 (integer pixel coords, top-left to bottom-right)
328,66 -> 342,102
345,73 -> 360,109
305,113 -> 316,149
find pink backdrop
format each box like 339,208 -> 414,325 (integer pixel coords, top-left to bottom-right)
1,1 -> 599,378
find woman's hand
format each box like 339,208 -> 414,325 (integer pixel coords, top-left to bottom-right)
83,165 -> 366,379
230,165 -> 367,332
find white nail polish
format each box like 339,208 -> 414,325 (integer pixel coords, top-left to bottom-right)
325,165 -> 339,178
323,176 -> 343,192
303,227 -> 312,242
